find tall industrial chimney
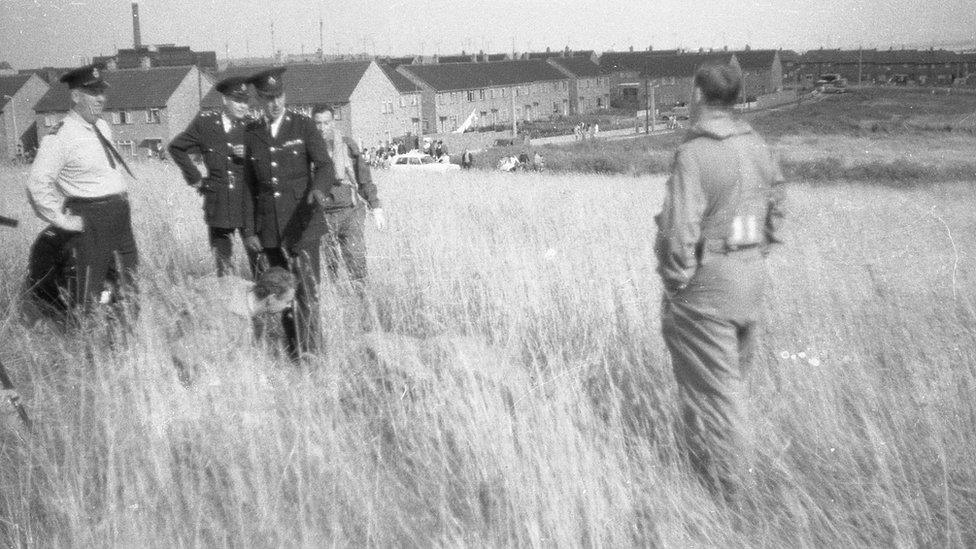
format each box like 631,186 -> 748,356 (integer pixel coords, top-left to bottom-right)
132,2 -> 142,49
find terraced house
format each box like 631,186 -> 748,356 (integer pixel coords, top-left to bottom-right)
395,60 -> 570,133
32,65 -> 210,158
600,48 -> 783,108
201,61 -> 423,146
546,55 -> 611,115
798,48 -> 975,86
0,72 -> 49,160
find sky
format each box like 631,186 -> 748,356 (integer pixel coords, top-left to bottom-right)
1,0 -> 975,69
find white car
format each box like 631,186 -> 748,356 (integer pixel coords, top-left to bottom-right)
389,151 -> 460,172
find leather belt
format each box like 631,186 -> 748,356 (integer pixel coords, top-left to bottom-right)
66,192 -> 128,205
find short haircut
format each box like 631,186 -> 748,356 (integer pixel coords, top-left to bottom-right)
312,104 -> 335,117
694,64 -> 742,107
253,266 -> 296,299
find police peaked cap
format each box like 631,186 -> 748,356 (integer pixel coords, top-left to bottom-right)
248,67 -> 287,98
215,76 -> 251,101
60,63 -> 110,91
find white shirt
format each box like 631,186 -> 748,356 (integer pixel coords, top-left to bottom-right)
27,110 -> 128,230
269,111 -> 286,138
222,112 -> 234,134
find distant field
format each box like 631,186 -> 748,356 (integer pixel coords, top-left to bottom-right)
477,87 -> 976,184
0,161 -> 974,546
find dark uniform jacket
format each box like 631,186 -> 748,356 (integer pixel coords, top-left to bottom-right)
168,112 -> 252,229
324,136 -> 381,213
243,111 -> 337,248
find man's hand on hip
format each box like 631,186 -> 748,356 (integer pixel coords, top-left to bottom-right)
244,236 -> 263,252
307,189 -> 329,208
60,215 -> 84,232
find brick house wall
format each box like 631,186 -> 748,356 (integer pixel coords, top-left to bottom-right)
429,80 -> 570,133
349,61 -> 423,145
575,76 -> 611,113
1,74 -> 48,160
105,66 -> 207,157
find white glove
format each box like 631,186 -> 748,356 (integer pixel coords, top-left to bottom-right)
372,208 -> 387,231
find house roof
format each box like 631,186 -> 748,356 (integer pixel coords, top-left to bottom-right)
0,74 -> 32,108
602,51 -> 734,77
199,61 -> 371,109
438,54 -> 473,63
398,60 -> 567,91
378,63 -> 421,93
548,57 -> 602,77
526,50 -> 594,60
729,49 -> 778,70
33,66 -> 193,112
798,48 -> 963,65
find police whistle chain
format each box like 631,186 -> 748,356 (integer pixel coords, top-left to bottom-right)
0,359 -> 31,430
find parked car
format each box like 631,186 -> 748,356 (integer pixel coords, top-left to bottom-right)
389,151 -> 460,172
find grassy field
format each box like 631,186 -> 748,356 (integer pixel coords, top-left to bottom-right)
477,87 -> 976,184
0,152 -> 974,546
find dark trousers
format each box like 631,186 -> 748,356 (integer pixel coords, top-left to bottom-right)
209,226 -> 259,277
322,206 -> 368,285
65,196 -> 139,308
262,238 -> 322,361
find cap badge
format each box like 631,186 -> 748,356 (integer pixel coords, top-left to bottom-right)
92,68 -> 100,78
268,76 -> 276,85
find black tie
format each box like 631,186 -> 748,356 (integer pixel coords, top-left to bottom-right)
92,123 -> 135,178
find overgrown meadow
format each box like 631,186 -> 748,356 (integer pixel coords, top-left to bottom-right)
1,95 -> 975,545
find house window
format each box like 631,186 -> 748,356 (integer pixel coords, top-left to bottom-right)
44,114 -> 57,127
479,89 -> 485,100
334,108 -> 342,120
399,96 -> 405,107
596,97 -> 602,108
514,87 -> 520,97
116,140 -> 135,157
145,108 -> 161,124
467,90 -> 475,102
111,112 -> 121,125
553,102 -> 560,114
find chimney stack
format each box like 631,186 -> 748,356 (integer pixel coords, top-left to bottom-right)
132,2 -> 142,49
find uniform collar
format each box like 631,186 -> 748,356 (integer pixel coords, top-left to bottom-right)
66,109 -> 100,130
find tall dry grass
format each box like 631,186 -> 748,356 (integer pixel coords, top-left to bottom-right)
0,161 -> 974,546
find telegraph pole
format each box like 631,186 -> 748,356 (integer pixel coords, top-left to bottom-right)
644,77 -> 649,133
649,85 -> 656,133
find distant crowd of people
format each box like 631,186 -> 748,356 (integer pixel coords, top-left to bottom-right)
497,150 -> 545,172
573,121 -> 600,141
362,136 -> 453,168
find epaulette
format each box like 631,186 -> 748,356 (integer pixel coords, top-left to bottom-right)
47,121 -> 64,135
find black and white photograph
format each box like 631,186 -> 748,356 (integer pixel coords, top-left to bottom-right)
0,0 -> 975,545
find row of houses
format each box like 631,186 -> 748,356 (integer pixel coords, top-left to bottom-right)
793,48 -> 976,86
18,45 -> 976,162
0,53 -> 618,160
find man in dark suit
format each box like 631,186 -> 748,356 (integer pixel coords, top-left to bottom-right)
168,75 -> 257,276
241,67 -> 337,361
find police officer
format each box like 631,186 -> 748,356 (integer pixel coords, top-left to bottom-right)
311,104 -> 385,294
27,63 -> 139,310
168,75 -> 258,276
241,67 -> 337,361
654,64 -> 785,498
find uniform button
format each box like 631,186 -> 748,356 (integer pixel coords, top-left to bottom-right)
229,184 -> 235,189
270,147 -> 276,152
273,191 -> 281,198
271,177 -> 278,183
226,142 -> 232,147
271,161 -> 277,167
